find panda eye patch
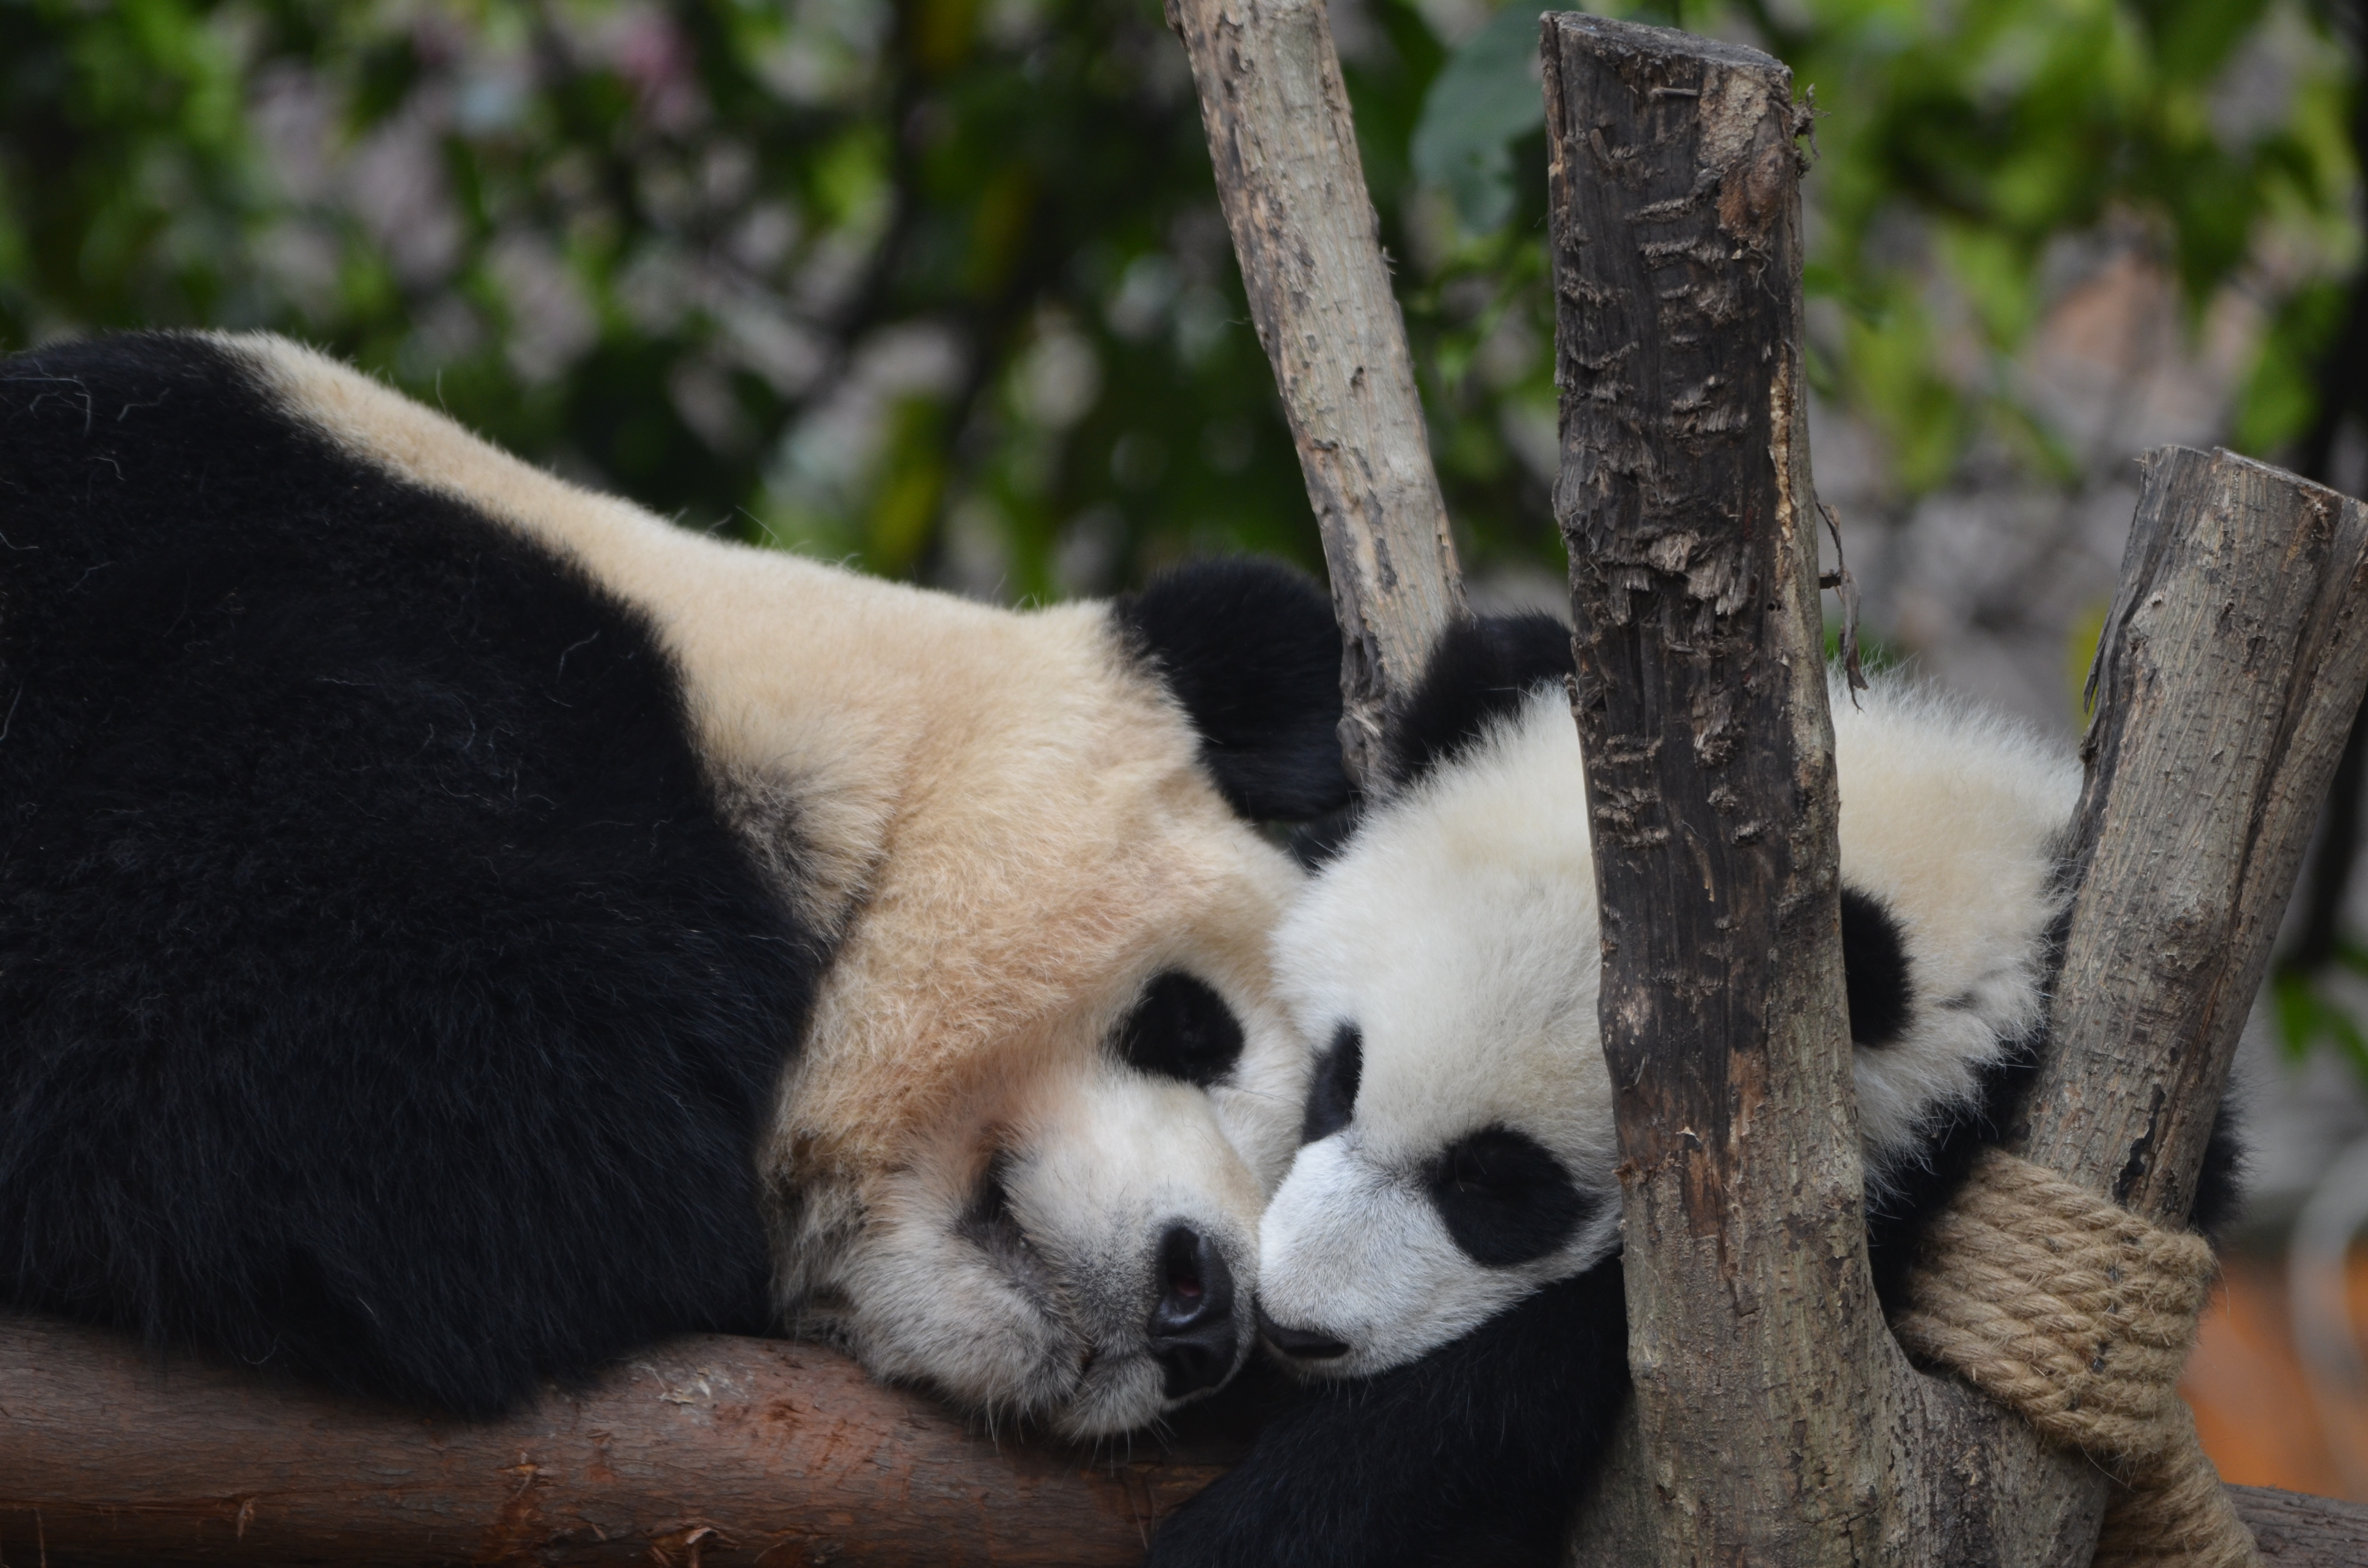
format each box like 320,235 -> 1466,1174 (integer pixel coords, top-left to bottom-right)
958,1150 -> 1057,1305
1427,1125 -> 1594,1268
1115,971 -> 1246,1087
1300,1023 -> 1361,1144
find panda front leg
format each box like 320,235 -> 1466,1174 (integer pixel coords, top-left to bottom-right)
1147,1261 -> 1630,1568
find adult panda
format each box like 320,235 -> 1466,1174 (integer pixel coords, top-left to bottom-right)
0,331 -> 1344,1438
1149,615 -> 2242,1567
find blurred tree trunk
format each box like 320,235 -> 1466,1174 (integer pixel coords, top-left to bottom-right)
2280,0 -> 2368,983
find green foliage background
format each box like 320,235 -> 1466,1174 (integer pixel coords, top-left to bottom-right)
4,0 -> 2366,1066
6,0 -> 2355,592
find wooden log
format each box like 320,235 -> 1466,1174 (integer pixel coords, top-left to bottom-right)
1543,15 -> 1894,1566
1167,0 -> 1465,787
1964,445 -> 2368,1563
2023,448 -> 2368,1222
1544,12 -> 2368,1566
0,1314 -> 1235,1567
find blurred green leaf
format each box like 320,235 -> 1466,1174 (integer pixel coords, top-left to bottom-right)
1410,2 -> 1548,232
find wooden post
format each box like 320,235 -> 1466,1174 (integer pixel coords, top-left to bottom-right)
2024,448 -> 2368,1223
1545,13 -> 2368,1566
1166,0 -> 1466,785
1543,16 -> 1895,1564
1978,447 -> 2368,1558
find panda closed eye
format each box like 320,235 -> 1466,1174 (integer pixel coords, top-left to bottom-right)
1429,1126 -> 1597,1268
959,1150 -> 1058,1307
1117,971 -> 1247,1086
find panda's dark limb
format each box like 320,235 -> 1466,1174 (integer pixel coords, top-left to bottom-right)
1146,1262 -> 1628,1568
0,334 -> 816,1417
1168,1070 -> 2241,1568
1865,1043 -> 2246,1313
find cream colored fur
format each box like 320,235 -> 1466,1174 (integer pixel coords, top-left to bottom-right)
229,332 -> 1305,1435
1252,674 -> 2079,1378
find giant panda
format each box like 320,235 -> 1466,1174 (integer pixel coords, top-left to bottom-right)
0,330 -> 1344,1438
1149,615 -> 2242,1567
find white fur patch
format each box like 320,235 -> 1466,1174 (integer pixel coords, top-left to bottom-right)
1256,675 -> 2078,1375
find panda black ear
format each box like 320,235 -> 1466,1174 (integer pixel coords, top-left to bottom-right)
1113,558 -> 1351,822
1838,885 -> 1914,1048
1385,614 -> 1574,788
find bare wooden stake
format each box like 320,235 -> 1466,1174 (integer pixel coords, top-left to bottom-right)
1545,12 -> 2368,1568
1982,447 -> 2368,1561
1167,0 -> 1466,785
1544,16 -> 1894,1565
2026,448 -> 2368,1224
2234,1485 -> 2368,1561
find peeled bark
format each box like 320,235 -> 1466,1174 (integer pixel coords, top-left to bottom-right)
1166,0 -> 1465,785
1981,447 -> 2368,1561
2232,1485 -> 2368,1561
1544,16 -> 1894,1564
2023,448 -> 2368,1224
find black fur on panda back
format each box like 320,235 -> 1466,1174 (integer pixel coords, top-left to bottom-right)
0,335 -> 815,1415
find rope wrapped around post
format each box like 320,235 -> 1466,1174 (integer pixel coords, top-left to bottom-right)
1896,1149 -> 2258,1568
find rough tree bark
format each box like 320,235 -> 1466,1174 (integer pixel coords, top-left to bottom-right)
3,1298 -> 2354,1567
1544,17 -> 1895,1564
0,1314 -> 1240,1567
2024,448 -> 2368,1224
1544,13 -> 2368,1567
2236,1485 -> 2368,1560
1166,0 -> 1465,787
1978,446 -> 2368,1559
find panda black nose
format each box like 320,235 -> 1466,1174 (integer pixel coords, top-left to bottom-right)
1147,1223 -> 1238,1398
1255,1303 -> 1350,1360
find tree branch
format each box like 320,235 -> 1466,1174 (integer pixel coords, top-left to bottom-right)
0,1313 -> 1238,1566
1166,0 -> 1466,784
1544,17 -> 1896,1563
2026,448 -> 2368,1222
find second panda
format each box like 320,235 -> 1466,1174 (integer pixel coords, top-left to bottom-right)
1150,617 -> 2240,1567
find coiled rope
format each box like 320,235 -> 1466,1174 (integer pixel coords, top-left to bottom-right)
1891,1148 -> 2259,1568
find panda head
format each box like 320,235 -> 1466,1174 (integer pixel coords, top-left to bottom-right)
765,559 -> 1351,1437
1250,618 -> 2078,1380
